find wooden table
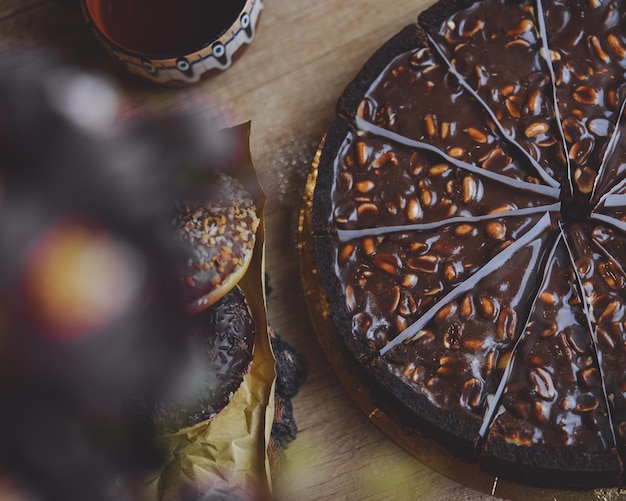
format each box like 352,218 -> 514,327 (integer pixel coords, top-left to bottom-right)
1,2 -> 604,500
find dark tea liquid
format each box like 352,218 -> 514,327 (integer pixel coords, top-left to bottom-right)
91,0 -> 246,56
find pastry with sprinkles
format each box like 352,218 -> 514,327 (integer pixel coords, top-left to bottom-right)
172,173 -> 260,315
134,285 -> 256,433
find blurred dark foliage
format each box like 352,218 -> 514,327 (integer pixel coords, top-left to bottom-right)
51,0 -> 81,12
0,49 -> 241,500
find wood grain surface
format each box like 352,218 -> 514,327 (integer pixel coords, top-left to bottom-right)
0,1 -> 615,500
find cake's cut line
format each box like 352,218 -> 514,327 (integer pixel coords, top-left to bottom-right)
597,176 -> 626,212
559,222 -> 596,339
534,0 -> 574,203
590,226 -> 626,283
422,29 -> 562,190
477,230 -> 563,443
590,213 -> 626,236
336,202 -> 561,242
356,117 -> 561,199
592,99 -> 626,209
600,194 -> 626,209
379,212 -> 553,356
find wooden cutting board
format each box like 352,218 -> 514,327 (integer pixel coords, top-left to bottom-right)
1,1 -> 615,499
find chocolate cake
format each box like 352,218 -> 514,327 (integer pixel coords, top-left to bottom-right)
312,0 -> 626,489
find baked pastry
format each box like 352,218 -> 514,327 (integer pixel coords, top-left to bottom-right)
172,174 -> 260,315
312,0 -> 626,489
135,285 -> 255,433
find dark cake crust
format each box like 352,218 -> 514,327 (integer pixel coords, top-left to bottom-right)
480,439 -> 622,489
418,0 -> 478,28
311,117 -> 355,236
335,24 -> 424,121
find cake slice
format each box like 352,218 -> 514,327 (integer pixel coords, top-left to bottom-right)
543,0 -> 626,207
358,26 -> 557,186
480,235 -> 621,489
420,0 -> 568,185
313,121 -> 560,235
368,214 -> 557,457
565,223 -> 626,468
315,212 -> 549,359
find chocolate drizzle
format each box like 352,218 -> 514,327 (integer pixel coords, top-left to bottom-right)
312,0 -> 626,488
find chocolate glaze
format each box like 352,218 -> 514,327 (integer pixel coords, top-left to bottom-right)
311,0 -> 626,488
420,0 -> 568,184
544,0 -> 626,208
133,286 -> 254,433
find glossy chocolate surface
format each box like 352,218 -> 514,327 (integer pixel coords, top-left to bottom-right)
483,237 -> 619,474
423,0 -> 568,184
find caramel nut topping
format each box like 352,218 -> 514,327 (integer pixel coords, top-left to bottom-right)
345,285 -> 357,311
338,243 -> 355,265
462,175 -> 479,203
524,121 -> 550,138
607,33 -> 626,58
373,253 -> 400,275
485,221 -> 506,240
572,86 -> 598,106
588,35 -> 610,63
356,141 -> 369,166
465,126 -> 489,143
424,114 -> 437,138
355,180 -> 375,193
530,367 -> 556,400
460,378 -> 483,408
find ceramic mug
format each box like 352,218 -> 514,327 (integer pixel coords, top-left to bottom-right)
80,0 -> 263,84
